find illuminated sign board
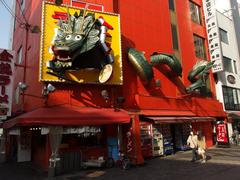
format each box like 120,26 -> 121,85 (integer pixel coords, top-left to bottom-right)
0,49 -> 14,120
216,123 -> 228,143
203,0 -> 223,73
40,2 -> 122,85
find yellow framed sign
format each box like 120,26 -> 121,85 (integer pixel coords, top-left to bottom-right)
39,2 -> 122,85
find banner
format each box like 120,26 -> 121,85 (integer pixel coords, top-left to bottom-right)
216,123 -> 228,143
202,0 -> 223,73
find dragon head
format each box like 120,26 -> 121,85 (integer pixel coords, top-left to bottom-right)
52,12 -> 99,63
47,9 -> 114,83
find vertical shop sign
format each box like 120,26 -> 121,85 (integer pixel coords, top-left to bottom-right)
0,49 -> 14,120
202,0 -> 223,73
126,129 -> 133,154
216,123 -> 228,143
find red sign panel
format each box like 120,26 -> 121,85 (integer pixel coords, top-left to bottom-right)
0,49 -> 14,120
216,123 -> 228,143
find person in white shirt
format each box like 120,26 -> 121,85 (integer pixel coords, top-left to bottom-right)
187,131 -> 198,162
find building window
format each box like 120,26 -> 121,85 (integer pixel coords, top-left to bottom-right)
169,0 -> 175,11
189,1 -> 202,25
171,24 -> 179,50
223,56 -> 233,73
222,86 -> 240,111
17,46 -> 23,64
219,28 -> 229,44
233,60 -> 238,74
193,35 -> 206,59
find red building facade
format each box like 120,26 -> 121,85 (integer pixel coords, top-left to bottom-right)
3,0 -> 226,172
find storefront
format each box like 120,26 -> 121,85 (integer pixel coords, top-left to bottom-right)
227,113 -> 240,145
129,95 -> 226,159
139,116 -> 216,158
3,105 -> 130,172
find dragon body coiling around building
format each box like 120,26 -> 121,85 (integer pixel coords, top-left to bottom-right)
186,60 -> 214,93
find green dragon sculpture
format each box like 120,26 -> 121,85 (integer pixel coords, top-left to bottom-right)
127,48 -> 182,84
150,52 -> 182,77
186,60 -> 214,93
46,7 -> 114,83
127,48 -> 213,95
127,48 -> 154,84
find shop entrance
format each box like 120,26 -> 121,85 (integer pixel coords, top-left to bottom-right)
139,121 -> 191,158
170,123 -> 190,152
8,135 -> 18,162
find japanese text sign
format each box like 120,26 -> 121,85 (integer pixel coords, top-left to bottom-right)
202,0 -> 223,73
216,123 -> 228,143
0,49 -> 14,120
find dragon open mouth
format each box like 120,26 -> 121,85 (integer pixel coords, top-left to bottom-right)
53,46 -> 71,62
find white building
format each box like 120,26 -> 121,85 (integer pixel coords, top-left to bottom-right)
204,0 -> 240,141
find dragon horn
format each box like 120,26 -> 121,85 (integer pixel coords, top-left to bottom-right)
78,3 -> 89,34
66,5 -> 72,33
83,3 -> 89,17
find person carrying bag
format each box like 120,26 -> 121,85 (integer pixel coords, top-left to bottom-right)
187,131 -> 198,162
197,131 -> 206,163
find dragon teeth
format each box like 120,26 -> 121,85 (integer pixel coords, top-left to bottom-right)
56,55 -> 71,61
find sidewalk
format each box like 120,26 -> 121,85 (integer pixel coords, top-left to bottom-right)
0,161 -> 47,180
164,145 -> 240,165
48,145 -> 240,180
1,145 -> 240,180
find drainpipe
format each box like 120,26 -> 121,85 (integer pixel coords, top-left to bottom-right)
21,23 -> 30,109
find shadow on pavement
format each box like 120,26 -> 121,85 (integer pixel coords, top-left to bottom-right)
1,146 -> 240,180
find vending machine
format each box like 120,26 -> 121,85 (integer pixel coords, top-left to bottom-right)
152,125 -> 164,156
140,122 -> 152,158
162,124 -> 174,155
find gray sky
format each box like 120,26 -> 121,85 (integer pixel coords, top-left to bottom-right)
0,0 -> 13,50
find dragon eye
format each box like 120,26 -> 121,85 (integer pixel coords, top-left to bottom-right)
75,35 -> 82,41
65,35 -> 72,40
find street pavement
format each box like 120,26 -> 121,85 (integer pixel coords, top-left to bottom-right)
0,145 -> 240,180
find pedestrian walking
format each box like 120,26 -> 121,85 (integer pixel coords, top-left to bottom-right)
197,131 -> 206,163
233,128 -> 239,145
187,131 -> 198,162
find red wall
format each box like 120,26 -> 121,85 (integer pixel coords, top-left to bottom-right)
119,0 -> 218,108
12,0 -> 45,113
12,1 -> 222,120
120,0 -> 176,102
192,121 -> 214,148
